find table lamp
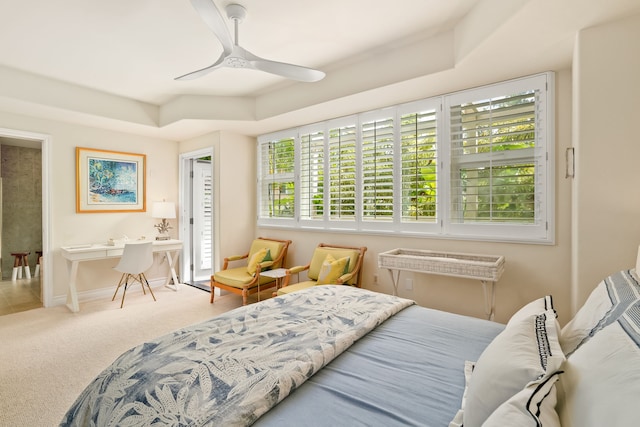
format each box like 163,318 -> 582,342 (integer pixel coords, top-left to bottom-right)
152,201 -> 176,240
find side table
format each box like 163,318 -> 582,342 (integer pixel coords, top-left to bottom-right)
260,268 -> 288,300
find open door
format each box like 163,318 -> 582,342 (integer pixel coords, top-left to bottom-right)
179,149 -> 214,289
192,159 -> 213,281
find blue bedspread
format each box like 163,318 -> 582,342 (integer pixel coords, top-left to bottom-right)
255,304 -> 504,426
60,286 -> 413,427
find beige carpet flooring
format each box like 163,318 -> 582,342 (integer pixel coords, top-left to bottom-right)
0,285 -> 243,426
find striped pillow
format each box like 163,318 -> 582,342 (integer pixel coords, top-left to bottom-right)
559,306 -> 640,426
560,269 -> 640,356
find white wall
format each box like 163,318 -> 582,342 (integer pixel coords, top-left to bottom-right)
572,12 -> 640,312
0,111 -> 179,301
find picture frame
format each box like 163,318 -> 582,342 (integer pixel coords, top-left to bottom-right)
76,147 -> 146,213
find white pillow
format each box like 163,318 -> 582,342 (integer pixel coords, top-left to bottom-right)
483,373 -> 561,427
462,308 -> 565,427
558,314 -> 640,427
560,269 -> 640,355
507,295 -> 555,326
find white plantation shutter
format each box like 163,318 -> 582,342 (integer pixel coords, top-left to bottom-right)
256,73 -> 554,243
328,120 -> 357,222
198,161 -> 213,270
299,128 -> 325,222
258,133 -> 296,221
361,112 -> 394,223
399,101 -> 439,227
445,73 -> 551,240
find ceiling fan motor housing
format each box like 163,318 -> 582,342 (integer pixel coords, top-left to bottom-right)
225,4 -> 246,22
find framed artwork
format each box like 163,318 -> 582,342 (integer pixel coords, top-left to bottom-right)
76,147 -> 146,213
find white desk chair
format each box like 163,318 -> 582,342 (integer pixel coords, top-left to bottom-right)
112,241 -> 156,308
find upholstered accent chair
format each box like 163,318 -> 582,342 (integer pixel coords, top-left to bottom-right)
211,237 -> 291,305
276,243 -> 367,296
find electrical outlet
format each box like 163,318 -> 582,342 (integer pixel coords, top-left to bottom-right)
405,278 -> 413,290
373,274 -> 378,285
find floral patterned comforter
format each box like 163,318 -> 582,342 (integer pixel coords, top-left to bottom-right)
60,285 -> 414,427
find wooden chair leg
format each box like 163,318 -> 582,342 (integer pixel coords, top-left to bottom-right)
137,274 -> 147,295
141,273 -> 156,301
112,274 -> 126,301
114,273 -> 155,308
120,275 -> 129,308
242,289 -> 248,306
210,281 -> 215,303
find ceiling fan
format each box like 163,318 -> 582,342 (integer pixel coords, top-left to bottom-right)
176,0 -> 326,82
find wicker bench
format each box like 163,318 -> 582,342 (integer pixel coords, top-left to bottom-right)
378,248 -> 505,320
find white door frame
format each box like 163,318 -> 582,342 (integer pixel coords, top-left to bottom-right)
179,148 -> 214,284
192,159 -> 213,280
0,127 -> 52,307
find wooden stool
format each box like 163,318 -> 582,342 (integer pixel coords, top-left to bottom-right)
34,250 -> 43,277
11,252 -> 31,280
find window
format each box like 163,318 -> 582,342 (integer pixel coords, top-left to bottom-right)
328,122 -> 357,222
257,73 -> 554,243
361,112 -> 394,224
399,101 -> 439,230
445,74 -> 551,240
299,128 -> 324,222
258,133 -> 295,222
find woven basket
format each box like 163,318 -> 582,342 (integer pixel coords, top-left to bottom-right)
378,248 -> 505,282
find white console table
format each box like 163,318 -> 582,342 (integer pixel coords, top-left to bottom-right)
60,239 -> 183,313
378,248 -> 505,320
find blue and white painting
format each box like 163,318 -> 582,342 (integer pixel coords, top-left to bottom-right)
88,157 -> 138,205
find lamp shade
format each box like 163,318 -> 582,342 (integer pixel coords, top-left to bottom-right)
151,201 -> 176,219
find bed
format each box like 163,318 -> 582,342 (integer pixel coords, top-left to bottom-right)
60,262 -> 640,426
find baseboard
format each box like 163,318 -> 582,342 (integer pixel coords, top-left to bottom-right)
51,277 -> 173,307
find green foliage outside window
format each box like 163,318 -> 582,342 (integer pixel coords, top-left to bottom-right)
329,126 -> 357,219
266,138 -> 295,218
457,92 -> 536,223
401,111 -> 437,222
268,182 -> 295,218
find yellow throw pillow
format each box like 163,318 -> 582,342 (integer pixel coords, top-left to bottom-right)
316,254 -> 349,285
247,247 -> 268,275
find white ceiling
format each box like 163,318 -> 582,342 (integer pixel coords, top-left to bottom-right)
0,0 -> 639,141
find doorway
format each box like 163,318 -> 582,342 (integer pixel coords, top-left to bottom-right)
179,149 -> 214,291
0,128 -> 51,315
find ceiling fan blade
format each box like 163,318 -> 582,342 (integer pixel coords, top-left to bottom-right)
175,53 -> 226,81
189,0 -> 233,54
249,57 -> 326,83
